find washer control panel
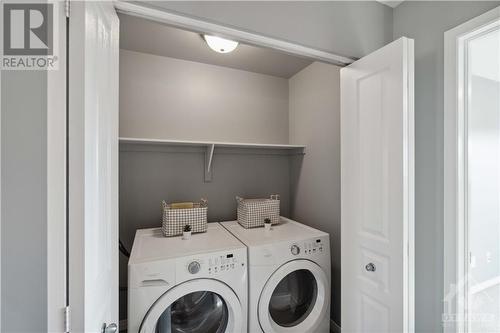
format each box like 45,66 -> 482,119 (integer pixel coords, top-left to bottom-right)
208,253 -> 241,275
183,250 -> 245,277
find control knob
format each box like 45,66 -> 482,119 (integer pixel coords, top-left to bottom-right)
188,261 -> 201,274
291,245 -> 300,255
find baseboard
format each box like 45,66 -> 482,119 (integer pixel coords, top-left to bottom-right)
330,319 -> 341,333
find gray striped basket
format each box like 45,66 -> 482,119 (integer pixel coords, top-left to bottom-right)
161,199 -> 208,237
236,195 -> 280,229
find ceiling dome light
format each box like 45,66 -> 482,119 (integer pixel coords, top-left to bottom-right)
204,35 -> 239,53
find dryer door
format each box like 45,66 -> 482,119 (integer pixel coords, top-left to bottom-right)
140,279 -> 243,333
258,260 -> 329,332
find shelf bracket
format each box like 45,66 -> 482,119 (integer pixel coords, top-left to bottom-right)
204,144 -> 215,182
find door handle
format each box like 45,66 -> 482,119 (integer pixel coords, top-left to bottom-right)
141,279 -> 169,287
365,263 -> 376,272
101,323 -> 117,333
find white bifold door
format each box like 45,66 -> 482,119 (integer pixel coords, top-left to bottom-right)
341,37 -> 415,333
68,1 -> 120,332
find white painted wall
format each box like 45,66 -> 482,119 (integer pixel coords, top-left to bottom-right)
119,50 -> 289,144
289,62 -> 341,324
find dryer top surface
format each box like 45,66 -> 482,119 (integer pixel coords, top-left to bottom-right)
220,217 -> 328,247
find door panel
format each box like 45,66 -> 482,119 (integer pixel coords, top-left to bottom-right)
341,37 -> 414,333
69,1 -> 119,331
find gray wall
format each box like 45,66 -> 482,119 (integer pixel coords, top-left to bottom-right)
118,145 -> 293,243
120,50 -> 289,144
289,62 -> 341,324
393,2 -> 500,332
142,1 -> 394,59
1,71 -> 48,332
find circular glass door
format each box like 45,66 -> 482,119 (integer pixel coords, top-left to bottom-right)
268,269 -> 318,327
258,260 -> 329,333
140,279 -> 242,333
155,291 -> 228,333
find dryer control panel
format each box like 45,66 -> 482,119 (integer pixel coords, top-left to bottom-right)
249,235 -> 329,266
301,238 -> 325,255
289,238 -> 326,257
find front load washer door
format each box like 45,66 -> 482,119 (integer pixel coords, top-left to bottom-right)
140,279 -> 243,333
258,260 -> 329,333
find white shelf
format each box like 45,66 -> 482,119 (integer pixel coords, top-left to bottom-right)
119,137 -> 306,150
119,137 -> 305,183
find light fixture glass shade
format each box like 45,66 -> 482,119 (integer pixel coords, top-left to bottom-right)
204,35 -> 239,53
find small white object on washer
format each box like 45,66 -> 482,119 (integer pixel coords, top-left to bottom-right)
128,223 -> 248,333
221,217 -> 331,333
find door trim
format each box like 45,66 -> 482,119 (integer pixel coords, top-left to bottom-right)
140,279 -> 243,333
47,1 -> 68,331
257,259 -> 329,333
403,36 -> 415,333
67,1 -> 120,331
443,6 -> 500,333
113,1 -> 355,67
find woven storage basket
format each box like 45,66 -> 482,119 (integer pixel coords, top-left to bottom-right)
161,199 -> 208,237
236,195 -> 280,229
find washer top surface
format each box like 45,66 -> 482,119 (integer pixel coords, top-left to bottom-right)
221,217 -> 327,247
129,222 -> 244,264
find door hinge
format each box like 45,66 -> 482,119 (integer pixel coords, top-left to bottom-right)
64,306 -> 71,333
65,0 -> 70,18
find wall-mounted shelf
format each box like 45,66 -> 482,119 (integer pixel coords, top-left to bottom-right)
119,137 -> 306,149
119,137 -> 305,182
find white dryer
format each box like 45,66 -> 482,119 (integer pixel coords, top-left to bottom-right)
128,223 -> 247,333
221,217 -> 330,333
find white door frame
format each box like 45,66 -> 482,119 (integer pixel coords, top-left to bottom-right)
67,1 -> 120,331
47,1 -> 68,332
443,6 -> 500,333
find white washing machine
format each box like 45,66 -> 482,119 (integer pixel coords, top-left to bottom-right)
128,223 -> 248,333
221,217 -> 331,333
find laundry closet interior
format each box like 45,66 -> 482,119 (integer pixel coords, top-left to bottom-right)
117,10 -> 343,326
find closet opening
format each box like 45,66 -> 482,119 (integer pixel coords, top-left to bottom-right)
116,11 -> 343,330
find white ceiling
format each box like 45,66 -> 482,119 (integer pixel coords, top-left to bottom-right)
119,14 -> 313,79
